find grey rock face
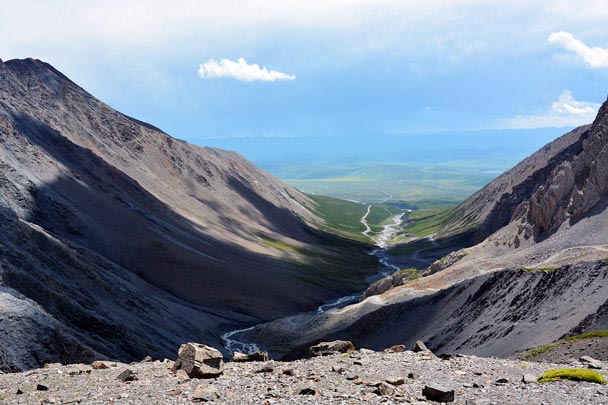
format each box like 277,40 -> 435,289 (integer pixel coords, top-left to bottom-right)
172,343 -> 224,379
422,383 -> 455,402
309,341 -> 356,357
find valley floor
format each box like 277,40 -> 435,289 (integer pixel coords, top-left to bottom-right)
0,349 -> 605,404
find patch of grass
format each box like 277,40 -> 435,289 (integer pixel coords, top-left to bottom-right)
524,343 -> 556,360
538,368 -> 606,384
306,194 -> 404,243
404,208 -> 454,237
258,236 -> 302,254
564,330 -> 608,342
396,268 -> 423,282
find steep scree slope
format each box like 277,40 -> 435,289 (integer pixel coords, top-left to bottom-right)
0,58 -> 374,371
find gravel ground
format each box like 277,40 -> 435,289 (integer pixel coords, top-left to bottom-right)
0,349 -> 606,404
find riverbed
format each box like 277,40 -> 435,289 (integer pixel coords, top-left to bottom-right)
221,206 -> 405,355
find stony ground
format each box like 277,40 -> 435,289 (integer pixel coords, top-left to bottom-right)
0,349 -> 606,404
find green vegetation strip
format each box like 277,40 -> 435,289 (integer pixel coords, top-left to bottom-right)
524,330 -> 608,360
538,369 -> 606,384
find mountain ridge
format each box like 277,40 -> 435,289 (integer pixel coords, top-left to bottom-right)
0,58 -> 377,371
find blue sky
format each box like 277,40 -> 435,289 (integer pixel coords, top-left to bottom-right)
2,0 -> 608,145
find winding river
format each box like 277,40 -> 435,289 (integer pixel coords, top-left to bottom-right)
221,204 -> 405,355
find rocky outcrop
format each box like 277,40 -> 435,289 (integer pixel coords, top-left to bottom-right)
309,341 -> 356,357
172,343 -> 224,379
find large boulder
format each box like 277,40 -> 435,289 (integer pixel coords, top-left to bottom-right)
172,343 -> 224,378
309,340 -> 355,357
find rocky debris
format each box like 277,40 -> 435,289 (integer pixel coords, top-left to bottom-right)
256,364 -> 274,373
172,343 -> 223,379
412,340 -> 430,353
495,377 -> 509,384
422,383 -> 455,402
231,351 -> 269,362
309,340 -> 356,357
192,385 -> 220,402
36,384 -> 48,391
296,385 -> 318,395
386,377 -> 405,385
141,356 -> 153,362
176,369 -> 190,383
373,382 -> 395,396
385,344 -> 407,353
522,374 -> 537,384
91,361 -> 114,370
116,369 -> 138,382
428,250 -> 466,275
0,349 -> 605,404
580,355 -> 604,369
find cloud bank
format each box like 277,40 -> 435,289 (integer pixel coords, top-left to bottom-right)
548,31 -> 608,68
498,90 -> 601,129
198,58 -> 295,82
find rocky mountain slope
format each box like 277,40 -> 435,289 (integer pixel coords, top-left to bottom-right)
246,97 -> 608,359
0,58 -> 376,371
0,347 -> 605,404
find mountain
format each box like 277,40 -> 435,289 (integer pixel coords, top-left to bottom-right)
246,97 -> 608,359
0,58 -> 375,371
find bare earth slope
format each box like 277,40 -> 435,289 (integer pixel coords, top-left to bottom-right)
0,58 -> 375,371
248,97 -> 608,359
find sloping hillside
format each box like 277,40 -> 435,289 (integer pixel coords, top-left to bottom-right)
0,58 -> 376,371
247,96 -> 608,359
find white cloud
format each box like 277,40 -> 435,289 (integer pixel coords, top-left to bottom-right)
548,31 -> 608,68
197,58 -> 295,82
497,90 -> 601,129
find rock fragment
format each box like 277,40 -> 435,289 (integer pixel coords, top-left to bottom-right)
373,382 -> 395,396
412,340 -> 430,353
36,384 -> 48,391
172,343 -> 224,379
192,385 -> 220,402
385,344 -> 407,353
116,369 -> 138,382
521,374 -> 537,384
580,355 -> 604,369
309,340 -> 355,357
422,384 -> 455,402
296,386 -> 318,395
386,377 -> 405,386
231,351 -> 269,362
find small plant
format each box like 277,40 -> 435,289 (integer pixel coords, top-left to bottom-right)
564,330 -> 608,342
538,368 -> 606,384
524,343 -> 555,360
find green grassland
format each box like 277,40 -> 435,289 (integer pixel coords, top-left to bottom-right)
279,161 -> 501,204
305,194 -> 405,243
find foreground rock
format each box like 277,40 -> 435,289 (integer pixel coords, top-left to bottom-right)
231,351 -> 269,362
172,343 -> 224,378
309,340 -> 356,357
0,350 -> 605,404
422,383 -> 455,402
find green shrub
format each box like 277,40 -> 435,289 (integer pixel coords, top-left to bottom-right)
538,368 -> 606,384
564,330 -> 608,342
